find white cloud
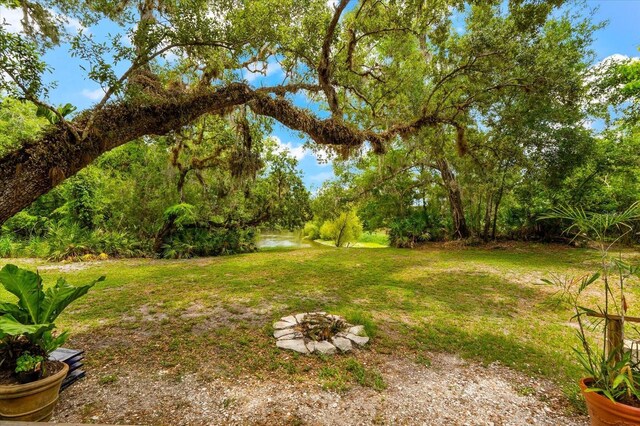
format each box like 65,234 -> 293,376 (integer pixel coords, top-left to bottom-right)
269,135 -> 307,161
81,87 -> 106,101
244,60 -> 283,83
0,6 -> 24,33
63,16 -> 84,34
584,53 -> 640,106
327,0 -> 339,8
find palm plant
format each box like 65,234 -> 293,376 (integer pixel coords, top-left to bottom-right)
542,202 -> 640,404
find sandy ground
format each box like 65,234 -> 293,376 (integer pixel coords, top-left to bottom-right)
52,352 -> 587,426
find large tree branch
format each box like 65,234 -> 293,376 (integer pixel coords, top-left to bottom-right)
318,0 -> 349,119
0,78 -> 450,225
0,83 -> 253,225
249,91 -> 386,153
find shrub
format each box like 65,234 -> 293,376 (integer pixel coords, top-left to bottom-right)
22,237 -> 49,258
2,211 -> 48,237
0,235 -> 14,257
88,229 -> 144,258
303,222 -> 320,240
162,227 -> 257,258
319,221 -> 334,241
388,213 -> 443,248
320,211 -> 363,247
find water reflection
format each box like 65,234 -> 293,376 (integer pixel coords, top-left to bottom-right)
256,230 -> 312,249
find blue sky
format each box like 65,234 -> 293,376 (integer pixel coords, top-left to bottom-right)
2,1 -> 639,190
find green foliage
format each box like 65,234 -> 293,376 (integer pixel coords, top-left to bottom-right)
0,97 -> 46,156
389,214 -> 436,248
0,264 -> 102,372
0,236 -> 14,258
35,103 -> 76,124
356,231 -> 389,247
14,352 -> 45,374
302,222 -> 320,240
2,211 -> 48,237
0,104 -> 311,260
13,351 -> 46,383
542,204 -> 640,404
318,211 -> 363,247
162,227 -> 256,259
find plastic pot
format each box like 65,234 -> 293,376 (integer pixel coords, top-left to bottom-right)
580,377 -> 640,425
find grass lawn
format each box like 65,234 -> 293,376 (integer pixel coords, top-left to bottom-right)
315,230 -> 390,248
2,244 -> 638,422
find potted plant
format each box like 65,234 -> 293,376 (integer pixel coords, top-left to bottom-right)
543,203 -> 640,425
0,264 -> 104,422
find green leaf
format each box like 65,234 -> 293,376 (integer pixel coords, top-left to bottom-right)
0,315 -> 52,340
0,301 -> 29,323
612,374 -> 626,389
58,103 -> 76,118
38,275 -> 104,323
579,272 -> 601,293
0,264 -> 43,324
38,330 -> 68,353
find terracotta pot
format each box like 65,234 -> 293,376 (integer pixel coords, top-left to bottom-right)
0,361 -> 68,422
580,377 -> 640,425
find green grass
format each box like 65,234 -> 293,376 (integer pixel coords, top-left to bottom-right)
1,244 -> 638,410
357,231 -> 389,247
314,230 -> 389,248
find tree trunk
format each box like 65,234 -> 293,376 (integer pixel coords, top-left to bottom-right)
435,158 -> 469,239
491,172 -> 507,240
482,192 -> 493,241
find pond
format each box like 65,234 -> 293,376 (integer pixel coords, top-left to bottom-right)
256,231 -> 313,249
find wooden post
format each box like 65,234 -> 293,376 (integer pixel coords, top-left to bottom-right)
606,317 -> 623,363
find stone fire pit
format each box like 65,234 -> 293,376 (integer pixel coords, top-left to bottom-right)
273,312 -> 370,355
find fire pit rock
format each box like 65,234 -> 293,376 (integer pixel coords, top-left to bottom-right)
273,312 -> 370,355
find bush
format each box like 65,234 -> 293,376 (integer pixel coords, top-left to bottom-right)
0,236 -> 14,257
2,211 -> 48,237
46,222 -> 92,261
388,216 -> 430,248
303,222 -> 320,240
319,221 -> 334,241
162,227 -> 257,259
319,211 -> 363,247
88,229 -> 144,258
22,237 -> 49,258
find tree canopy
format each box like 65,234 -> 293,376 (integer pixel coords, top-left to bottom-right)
0,0 -> 604,225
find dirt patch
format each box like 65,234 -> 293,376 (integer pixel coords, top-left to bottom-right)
37,263 -> 92,272
139,304 -> 168,322
52,352 -> 586,425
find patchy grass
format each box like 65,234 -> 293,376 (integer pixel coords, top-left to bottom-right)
1,244 -> 638,411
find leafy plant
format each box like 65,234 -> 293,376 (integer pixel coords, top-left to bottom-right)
35,103 -> 76,125
542,202 -> 640,405
15,353 -> 45,374
0,236 -> 14,258
319,211 -> 363,247
0,264 -> 104,378
14,352 -> 46,384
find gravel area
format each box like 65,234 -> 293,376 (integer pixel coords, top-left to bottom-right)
52,352 -> 587,425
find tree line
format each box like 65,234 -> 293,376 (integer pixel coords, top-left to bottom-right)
1,0 -> 639,254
